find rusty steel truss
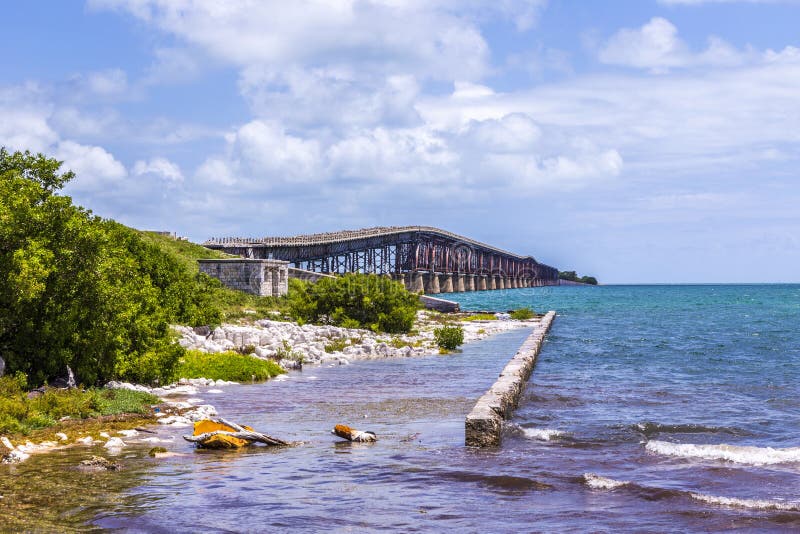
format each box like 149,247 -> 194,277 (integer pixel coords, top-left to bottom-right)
204,226 -> 559,292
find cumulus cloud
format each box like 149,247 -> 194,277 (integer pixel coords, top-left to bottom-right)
133,157 -> 184,183
418,43 -> 800,174
193,110 -> 621,202
0,83 -> 128,193
659,0 -> 797,4
89,0 -> 492,81
239,69 -> 422,130
599,17 -> 749,72
56,140 -> 127,188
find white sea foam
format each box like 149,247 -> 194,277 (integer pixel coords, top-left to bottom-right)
646,440 -> 800,466
583,473 -> 630,490
522,428 -> 568,441
690,492 -> 800,512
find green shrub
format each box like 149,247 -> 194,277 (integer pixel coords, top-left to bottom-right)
175,350 -> 284,382
433,325 -> 464,351
288,273 -> 420,333
510,307 -> 535,320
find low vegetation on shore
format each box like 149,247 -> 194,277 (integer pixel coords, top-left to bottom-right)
176,350 -> 284,382
0,374 -> 158,438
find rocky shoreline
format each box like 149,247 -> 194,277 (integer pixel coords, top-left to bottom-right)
1,312 -> 538,464
174,310 -> 534,368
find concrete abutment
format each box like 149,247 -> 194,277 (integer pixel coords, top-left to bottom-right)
465,311 -> 556,447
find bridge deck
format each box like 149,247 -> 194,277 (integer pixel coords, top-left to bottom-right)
204,226 -> 559,293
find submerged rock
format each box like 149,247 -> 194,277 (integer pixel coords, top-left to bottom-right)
103,437 -> 126,450
148,446 -> 168,457
79,455 -> 121,471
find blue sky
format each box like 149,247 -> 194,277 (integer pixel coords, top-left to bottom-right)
2,0 -> 799,283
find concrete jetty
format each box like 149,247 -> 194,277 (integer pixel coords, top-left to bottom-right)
465,311 -> 556,447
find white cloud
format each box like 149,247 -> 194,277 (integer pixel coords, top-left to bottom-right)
193,120 -> 323,190
195,158 -> 237,186
418,42 -> 800,176
598,17 -> 751,72
0,83 -> 127,191
326,126 -> 458,187
133,157 -> 184,183
56,140 -> 127,188
85,69 -> 128,95
0,84 -> 58,152
239,68 -> 422,130
89,0 -> 493,81
659,0 -> 798,4
87,0 -> 504,132
459,113 -> 542,152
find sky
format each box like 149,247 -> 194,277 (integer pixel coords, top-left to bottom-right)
1,0 -> 799,283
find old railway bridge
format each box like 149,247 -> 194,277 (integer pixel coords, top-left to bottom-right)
203,226 -> 558,295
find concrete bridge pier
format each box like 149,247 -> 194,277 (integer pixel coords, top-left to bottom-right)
411,271 -> 426,293
440,274 -> 454,293
425,272 -> 441,294
456,274 -> 466,292
478,275 -> 487,291
393,273 -> 406,288
489,276 -> 496,290
497,276 -> 506,290
467,275 -> 476,292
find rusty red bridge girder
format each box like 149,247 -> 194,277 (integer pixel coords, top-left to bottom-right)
203,226 -> 558,294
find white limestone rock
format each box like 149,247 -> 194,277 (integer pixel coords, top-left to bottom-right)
104,437 -> 126,450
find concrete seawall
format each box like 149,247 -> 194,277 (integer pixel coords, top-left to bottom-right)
465,311 -> 556,447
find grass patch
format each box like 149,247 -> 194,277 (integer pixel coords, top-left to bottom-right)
324,338 -> 349,353
93,389 -> 159,416
0,374 -> 158,437
175,350 -> 285,382
460,313 -> 497,322
387,337 -> 425,349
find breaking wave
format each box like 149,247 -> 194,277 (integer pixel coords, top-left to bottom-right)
583,473 -> 800,511
505,422 -> 569,441
582,473 -> 630,489
522,428 -> 569,441
645,440 -> 800,466
689,492 -> 800,512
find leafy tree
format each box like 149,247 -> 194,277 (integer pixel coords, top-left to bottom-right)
509,307 -> 535,320
0,148 -> 223,387
558,270 -> 578,282
559,270 -> 598,285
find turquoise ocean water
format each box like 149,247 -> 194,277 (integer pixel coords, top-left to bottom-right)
443,284 -> 800,529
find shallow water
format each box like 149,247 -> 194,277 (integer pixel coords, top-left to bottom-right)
3,284 -> 799,532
